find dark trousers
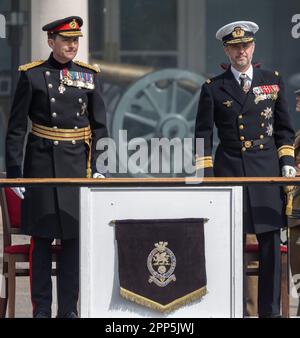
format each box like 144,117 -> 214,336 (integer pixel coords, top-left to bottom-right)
256,230 -> 281,317
30,237 -> 79,317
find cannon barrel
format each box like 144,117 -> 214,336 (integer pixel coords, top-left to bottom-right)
91,60 -> 200,93
90,59 -> 155,87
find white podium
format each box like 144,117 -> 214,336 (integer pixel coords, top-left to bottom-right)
80,185 -> 243,318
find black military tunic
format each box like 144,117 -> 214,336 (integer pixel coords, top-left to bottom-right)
195,66 -> 295,234
6,53 -> 108,239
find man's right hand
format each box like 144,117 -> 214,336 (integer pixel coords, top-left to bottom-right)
11,187 -> 26,199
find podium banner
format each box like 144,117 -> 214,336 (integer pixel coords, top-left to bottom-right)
115,218 -> 207,313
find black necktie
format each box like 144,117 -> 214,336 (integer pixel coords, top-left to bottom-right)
240,73 -> 247,92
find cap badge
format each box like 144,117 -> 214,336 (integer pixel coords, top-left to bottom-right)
69,19 -> 77,29
232,27 -> 245,38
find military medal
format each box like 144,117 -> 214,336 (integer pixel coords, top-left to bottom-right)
59,70 -> 66,94
86,73 -> 95,90
86,82 -> 95,90
76,72 -> 84,88
58,83 -> 66,94
266,123 -> 273,136
262,107 -> 273,119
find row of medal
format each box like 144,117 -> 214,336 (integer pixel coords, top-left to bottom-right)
58,69 -> 95,93
253,85 -> 280,104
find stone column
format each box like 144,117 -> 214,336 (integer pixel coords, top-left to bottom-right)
178,0 -> 206,74
30,0 -> 89,62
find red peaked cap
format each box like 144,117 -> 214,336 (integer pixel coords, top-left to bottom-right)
42,16 -> 83,37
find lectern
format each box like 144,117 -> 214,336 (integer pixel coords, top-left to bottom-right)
79,182 -> 243,318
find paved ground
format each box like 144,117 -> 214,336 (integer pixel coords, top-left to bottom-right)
0,206 -> 299,318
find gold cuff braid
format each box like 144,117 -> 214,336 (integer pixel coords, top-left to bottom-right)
196,156 -> 213,170
277,145 -> 295,159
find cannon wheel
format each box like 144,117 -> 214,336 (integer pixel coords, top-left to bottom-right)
111,69 -> 206,176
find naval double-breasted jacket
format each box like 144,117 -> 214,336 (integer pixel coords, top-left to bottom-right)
195,66 -> 295,233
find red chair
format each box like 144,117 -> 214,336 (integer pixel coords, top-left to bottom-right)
245,243 -> 289,317
0,187 -> 60,318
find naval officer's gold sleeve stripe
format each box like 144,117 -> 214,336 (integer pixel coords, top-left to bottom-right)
196,156 -> 213,162
196,161 -> 213,170
195,156 -> 213,170
278,145 -> 295,158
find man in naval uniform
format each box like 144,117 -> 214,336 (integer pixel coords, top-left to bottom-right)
195,21 -> 296,317
5,16 -> 108,318
289,89 -> 300,316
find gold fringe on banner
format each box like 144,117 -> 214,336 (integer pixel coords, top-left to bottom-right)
120,286 -> 207,313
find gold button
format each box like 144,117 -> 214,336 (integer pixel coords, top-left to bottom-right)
242,147 -> 246,152
53,141 -> 59,146
259,144 -> 264,149
261,112 -> 264,116
239,125 -> 244,130
244,141 -> 252,148
72,140 -> 76,145
239,115 -> 243,119
52,112 -> 57,118
240,136 -> 245,141
260,135 -> 264,139
261,123 -> 265,127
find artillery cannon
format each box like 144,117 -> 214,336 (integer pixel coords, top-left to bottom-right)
92,60 -> 207,176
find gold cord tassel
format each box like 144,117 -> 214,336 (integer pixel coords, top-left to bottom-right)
284,186 -> 295,216
85,134 -> 92,178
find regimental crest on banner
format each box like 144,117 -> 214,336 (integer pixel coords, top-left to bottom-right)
115,218 -> 208,313
147,241 -> 176,287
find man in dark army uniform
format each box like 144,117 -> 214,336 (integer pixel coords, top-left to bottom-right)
5,16 -> 108,317
195,21 -> 296,317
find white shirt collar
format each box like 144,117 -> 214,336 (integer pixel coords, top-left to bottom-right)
230,64 -> 253,83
